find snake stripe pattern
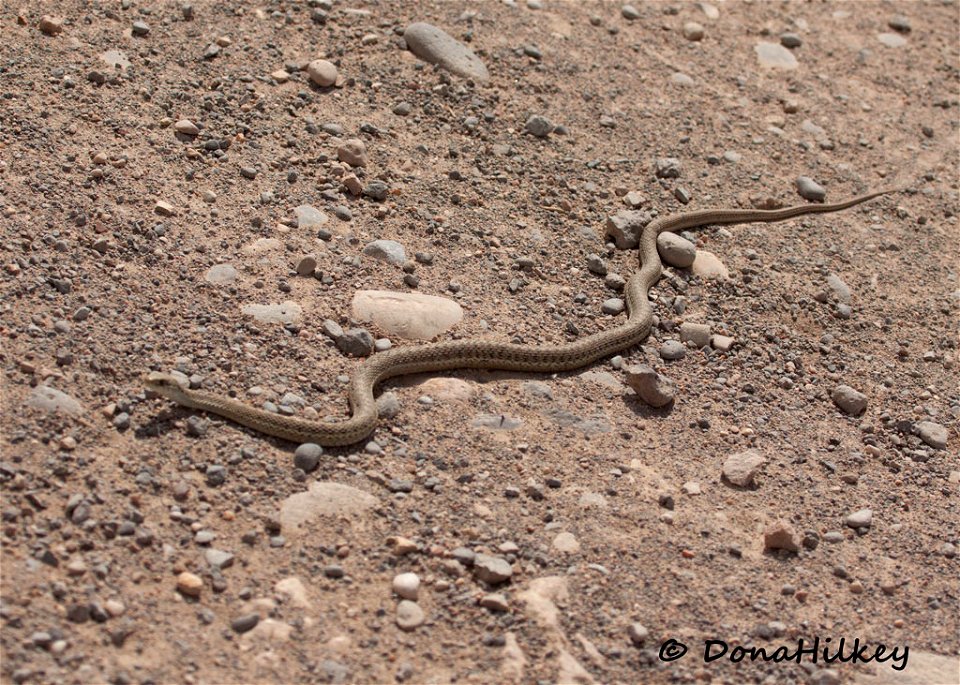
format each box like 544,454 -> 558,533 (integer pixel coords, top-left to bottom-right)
144,189 -> 896,445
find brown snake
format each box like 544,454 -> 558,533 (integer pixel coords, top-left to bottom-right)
145,189 -> 896,445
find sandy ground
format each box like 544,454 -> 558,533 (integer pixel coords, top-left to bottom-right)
1,1 -> 958,684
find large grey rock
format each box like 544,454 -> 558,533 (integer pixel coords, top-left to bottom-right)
28,386 -> 84,415
404,22 -> 489,83
657,232 -> 696,268
915,421 -> 947,449
336,328 -> 374,357
605,210 -> 653,249
831,384 -> 868,415
351,290 -> 463,340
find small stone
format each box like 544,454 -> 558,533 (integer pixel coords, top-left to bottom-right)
337,329 -> 374,357
231,613 -> 259,633
176,572 -> 203,597
711,334 -> 735,352
888,15 -> 911,33
627,623 -> 649,645
240,166 -> 258,180
39,15 -> 64,35
915,421 -> 947,449
621,5 -> 640,20
780,32 -> 802,48
294,443 -> 322,472
755,42 -> 799,70
391,536 -> 418,556
654,158 -> 681,179
682,22 -> 704,41
796,176 -> 827,202
296,255 -> 317,277
392,572 -> 420,600
337,139 -> 367,167
154,200 -> 175,216
363,181 -> 389,202
831,385 -> 868,415
624,365 -> 676,408
552,531 -> 580,553
307,59 -> 338,87
601,298 -> 625,315
722,450 -> 766,487
271,69 -> 290,83
473,554 -> 513,585
660,340 -> 686,360
691,251 -> 729,279
657,233 -> 696,268
764,521 -> 801,553
479,593 -> 510,612
362,240 -> 406,265
396,600 -> 425,631
525,115 -> 553,138
845,509 -> 873,529
679,322 -> 711,347
205,549 -> 235,569
174,119 -> 199,136
131,21 -> 150,36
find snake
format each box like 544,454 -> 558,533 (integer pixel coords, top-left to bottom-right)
144,189 -> 896,446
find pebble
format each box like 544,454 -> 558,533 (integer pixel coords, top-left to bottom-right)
392,572 -> 420,600
601,298 -> 625,315
656,233 -> 696,268
403,22 -> 490,83
628,623 -> 649,645
39,15 -> 64,35
764,521 -> 801,553
624,365 -> 676,408
480,593 -> 510,612
294,204 -> 328,229
473,555 -> 513,585
722,450 -> 766,487
296,255 -> 317,277
831,385 -> 868,415
682,22 -> 704,41
205,264 -> 236,286
174,119 -> 199,136
396,600 -> 425,631
307,59 -> 338,87
362,240 -> 406,266
660,340 -> 686,360
679,322 -> 711,347
131,21 -> 150,37
337,329 -> 374,357
525,115 -> 553,138
154,200 -> 175,216
205,549 -> 234,569
780,32 -> 802,48
711,334 -> 735,351
915,421 -> 947,449
845,509 -> 873,529
552,531 -> 580,553
654,158 -> 681,179
755,42 -> 798,70
888,15 -> 911,33
231,613 -> 259,633
28,385 -> 84,415
176,572 -> 203,597
294,443 -> 322,472
877,33 -> 908,48
363,181 -> 389,202
337,139 -> 367,167
243,301 -> 302,325
796,176 -> 826,202
671,72 -> 694,86
621,5 -> 640,20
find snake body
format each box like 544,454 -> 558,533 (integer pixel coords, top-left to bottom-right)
144,190 -> 894,446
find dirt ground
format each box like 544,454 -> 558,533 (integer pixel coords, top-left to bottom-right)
1,1 -> 958,684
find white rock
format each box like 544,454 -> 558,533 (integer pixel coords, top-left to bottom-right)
395,600 -> 425,631
294,204 -> 328,229
916,421 -> 947,449
279,482 -> 379,536
845,509 -> 873,529
624,365 -> 676,407
691,250 -> 729,279
552,532 -> 580,553
28,386 -> 84,415
351,290 -> 463,340
755,42 -> 799,69
392,572 -> 421,600
307,59 -> 338,87
205,264 -> 237,285
174,119 -> 199,136
722,450 -> 766,487
679,322 -> 712,347
831,385 -> 868,415
242,301 -> 302,325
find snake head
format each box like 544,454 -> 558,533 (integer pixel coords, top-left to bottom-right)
142,371 -> 189,400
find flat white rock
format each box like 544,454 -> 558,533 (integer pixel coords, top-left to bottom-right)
280,482 -> 379,536
242,301 -> 302,324
205,264 -> 237,285
351,290 -> 463,340
28,386 -> 84,415
691,250 -> 729,279
755,42 -> 799,69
